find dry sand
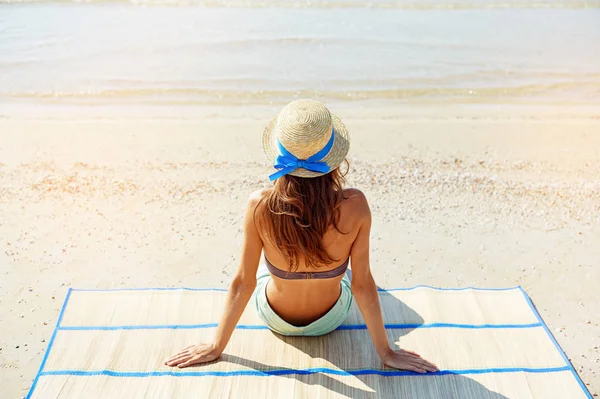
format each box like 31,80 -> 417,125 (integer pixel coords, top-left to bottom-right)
1,107 -> 599,398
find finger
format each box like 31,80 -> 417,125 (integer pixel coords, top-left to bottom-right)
164,355 -> 182,365
393,360 -> 426,374
411,359 -> 437,373
165,352 -> 190,364
403,350 -> 421,358
164,348 -> 192,363
413,358 -> 437,372
416,358 -> 439,372
178,358 -> 198,368
165,354 -> 191,366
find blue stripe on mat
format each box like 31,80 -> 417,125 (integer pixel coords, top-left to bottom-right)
57,322 -> 543,331
519,287 -> 593,398
39,366 -> 571,378
71,285 -> 520,292
382,285 -> 520,292
26,288 -> 73,399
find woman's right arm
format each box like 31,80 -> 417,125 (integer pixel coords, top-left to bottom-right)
164,191 -> 263,368
349,191 -> 438,373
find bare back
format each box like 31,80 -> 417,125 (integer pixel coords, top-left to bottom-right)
257,188 -> 366,326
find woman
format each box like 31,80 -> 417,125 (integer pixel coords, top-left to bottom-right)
165,100 -> 438,373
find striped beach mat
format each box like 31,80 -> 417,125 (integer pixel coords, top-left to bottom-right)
27,286 -> 591,398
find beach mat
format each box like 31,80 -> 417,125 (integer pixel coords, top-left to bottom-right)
27,286 -> 591,398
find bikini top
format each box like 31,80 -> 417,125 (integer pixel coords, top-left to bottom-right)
264,256 -> 349,280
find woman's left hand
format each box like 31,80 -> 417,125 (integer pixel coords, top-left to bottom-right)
164,343 -> 222,368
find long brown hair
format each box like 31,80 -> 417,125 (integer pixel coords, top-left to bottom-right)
255,161 -> 349,271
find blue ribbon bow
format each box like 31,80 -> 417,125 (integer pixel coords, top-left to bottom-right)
269,129 -> 335,181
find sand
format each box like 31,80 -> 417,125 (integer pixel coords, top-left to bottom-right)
0,107 -> 599,398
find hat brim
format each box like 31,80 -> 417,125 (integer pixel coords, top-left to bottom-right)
262,113 -> 350,178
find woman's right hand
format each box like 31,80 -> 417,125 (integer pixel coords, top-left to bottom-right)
381,348 -> 439,373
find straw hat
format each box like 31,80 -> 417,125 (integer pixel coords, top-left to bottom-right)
262,99 -> 350,179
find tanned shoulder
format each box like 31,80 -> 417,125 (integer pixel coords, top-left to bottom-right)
248,188 -> 271,208
342,188 -> 371,220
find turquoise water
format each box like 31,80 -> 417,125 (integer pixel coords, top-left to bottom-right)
1,1 -> 599,117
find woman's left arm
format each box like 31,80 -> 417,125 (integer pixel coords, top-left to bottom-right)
164,192 -> 264,368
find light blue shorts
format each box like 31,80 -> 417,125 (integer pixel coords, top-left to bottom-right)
252,264 -> 353,336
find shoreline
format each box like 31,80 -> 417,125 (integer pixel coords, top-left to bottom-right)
2,103 -> 600,122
